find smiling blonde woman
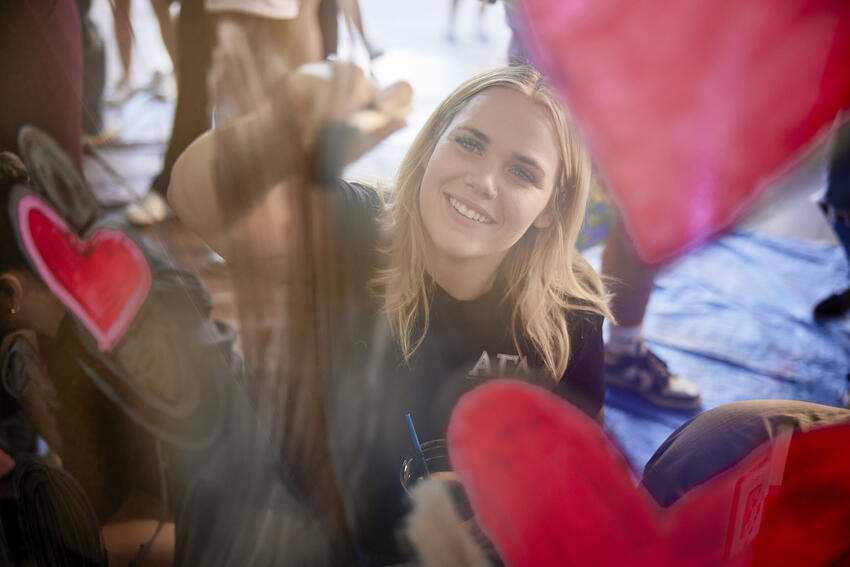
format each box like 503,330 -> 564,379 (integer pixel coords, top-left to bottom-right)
377,66 -> 610,383
169,62 -> 610,563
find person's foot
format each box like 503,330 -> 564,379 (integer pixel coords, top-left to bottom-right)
124,191 -> 173,226
813,288 -> 850,321
106,75 -> 135,107
148,70 -> 177,100
365,40 -> 385,60
204,249 -> 230,276
604,341 -> 702,410
82,124 -> 120,148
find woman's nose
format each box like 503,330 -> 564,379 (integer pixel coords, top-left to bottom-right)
466,164 -> 498,199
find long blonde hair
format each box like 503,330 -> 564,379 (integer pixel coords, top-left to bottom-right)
372,65 -> 611,381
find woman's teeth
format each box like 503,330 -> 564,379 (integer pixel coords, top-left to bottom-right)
449,196 -> 490,224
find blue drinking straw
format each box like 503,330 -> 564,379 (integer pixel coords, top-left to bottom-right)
405,413 -> 431,479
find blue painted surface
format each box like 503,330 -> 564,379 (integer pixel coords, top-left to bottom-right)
591,230 -> 850,471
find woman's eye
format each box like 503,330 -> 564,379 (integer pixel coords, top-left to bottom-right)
455,136 -> 483,154
510,166 -> 536,184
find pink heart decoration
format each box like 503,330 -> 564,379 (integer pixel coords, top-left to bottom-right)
447,380 -> 850,566
518,0 -> 850,263
17,194 -> 151,352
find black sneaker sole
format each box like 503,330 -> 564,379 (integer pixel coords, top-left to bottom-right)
605,376 -> 702,411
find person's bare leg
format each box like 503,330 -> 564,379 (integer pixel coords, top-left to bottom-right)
113,0 -> 133,85
601,225 -> 656,328
446,0 -> 460,41
339,0 -> 382,58
150,0 -> 178,76
476,0 -> 488,40
287,0 -> 323,67
103,520 -> 175,567
601,225 -> 701,410
343,0 -> 365,36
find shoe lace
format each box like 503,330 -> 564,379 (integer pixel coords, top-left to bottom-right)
640,345 -> 673,381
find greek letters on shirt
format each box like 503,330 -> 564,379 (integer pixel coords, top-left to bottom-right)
466,350 -> 531,381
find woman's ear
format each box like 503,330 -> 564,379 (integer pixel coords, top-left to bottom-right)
534,182 -> 567,229
0,273 -> 25,312
533,209 -> 555,229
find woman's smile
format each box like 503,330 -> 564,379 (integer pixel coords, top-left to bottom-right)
445,193 -> 495,225
419,87 -> 559,267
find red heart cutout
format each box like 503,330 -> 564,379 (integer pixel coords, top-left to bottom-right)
447,380 -> 850,566
17,195 -> 151,352
518,0 -> 850,263
751,423 -> 850,566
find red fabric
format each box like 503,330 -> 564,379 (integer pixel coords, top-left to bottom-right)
518,0 -> 850,263
0,0 -> 83,171
447,380 -> 850,566
752,423 -> 850,567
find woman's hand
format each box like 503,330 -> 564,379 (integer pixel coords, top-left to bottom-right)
168,61 -> 411,266
272,61 -> 411,172
406,475 -> 492,567
209,20 -> 411,158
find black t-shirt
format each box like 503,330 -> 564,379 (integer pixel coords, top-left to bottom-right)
326,181 -> 604,561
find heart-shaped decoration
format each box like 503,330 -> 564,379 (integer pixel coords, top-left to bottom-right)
750,423 -> 850,566
518,0 -> 850,263
14,192 -> 151,352
447,380 -> 850,566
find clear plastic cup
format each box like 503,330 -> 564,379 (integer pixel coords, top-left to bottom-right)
400,439 -> 474,520
399,439 -> 449,493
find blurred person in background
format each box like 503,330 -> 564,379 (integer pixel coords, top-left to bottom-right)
446,0 -> 497,43
110,0 -> 178,104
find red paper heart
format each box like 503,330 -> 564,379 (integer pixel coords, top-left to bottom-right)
447,380 -> 850,566
17,195 -> 151,352
751,423 -> 850,566
518,0 -> 850,263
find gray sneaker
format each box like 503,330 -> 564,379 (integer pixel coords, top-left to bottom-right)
604,342 -> 702,410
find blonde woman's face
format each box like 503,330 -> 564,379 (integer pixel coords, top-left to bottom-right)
418,87 -> 561,269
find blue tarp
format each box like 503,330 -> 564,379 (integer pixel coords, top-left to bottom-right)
587,230 -> 850,471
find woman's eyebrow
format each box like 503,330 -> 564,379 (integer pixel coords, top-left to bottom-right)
457,126 -> 490,143
513,153 -> 545,175
457,126 -> 546,176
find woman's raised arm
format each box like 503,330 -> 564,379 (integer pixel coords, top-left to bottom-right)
168,102 -> 295,263
167,62 -> 411,266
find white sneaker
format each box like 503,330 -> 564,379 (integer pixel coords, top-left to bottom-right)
106,76 -> 136,107
149,70 -> 177,100
82,124 -> 121,148
204,250 -> 230,276
125,191 -> 172,226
